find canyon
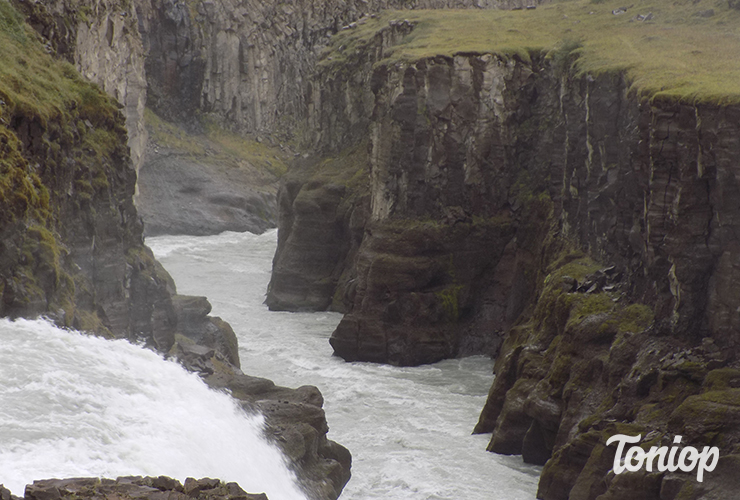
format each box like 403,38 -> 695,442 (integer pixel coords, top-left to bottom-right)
2,0 -> 740,500
265,6 -> 740,500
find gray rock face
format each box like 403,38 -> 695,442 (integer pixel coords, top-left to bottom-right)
135,0 -> 531,139
137,150 -> 276,237
266,16 -> 740,500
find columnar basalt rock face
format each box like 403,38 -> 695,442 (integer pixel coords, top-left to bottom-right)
325,52 -> 561,365
269,34 -> 559,364
134,0 -> 535,138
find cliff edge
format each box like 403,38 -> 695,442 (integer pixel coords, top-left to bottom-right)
267,3 -> 740,499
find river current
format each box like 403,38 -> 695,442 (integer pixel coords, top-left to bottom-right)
147,230 -> 540,499
0,229 -> 540,499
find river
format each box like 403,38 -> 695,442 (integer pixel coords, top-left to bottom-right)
0,229 -> 540,500
147,230 -> 540,500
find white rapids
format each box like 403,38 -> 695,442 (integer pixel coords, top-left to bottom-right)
0,317 -> 306,500
147,229 -> 541,500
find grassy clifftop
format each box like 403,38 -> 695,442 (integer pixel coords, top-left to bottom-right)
0,0 -> 123,224
325,0 -> 740,104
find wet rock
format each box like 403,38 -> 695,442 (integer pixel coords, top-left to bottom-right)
171,295 -> 240,368
196,351 -> 350,500
183,478 -> 220,495
0,486 -> 21,500
23,477 -> 268,500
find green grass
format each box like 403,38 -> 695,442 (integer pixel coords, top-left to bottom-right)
0,1 -> 118,126
324,0 -> 740,104
144,107 -> 289,178
0,0 -> 122,222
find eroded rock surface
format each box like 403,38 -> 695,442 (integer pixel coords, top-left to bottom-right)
266,16 -> 740,500
2,477 -> 268,500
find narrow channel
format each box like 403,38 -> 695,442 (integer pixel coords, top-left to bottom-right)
147,230 -> 541,500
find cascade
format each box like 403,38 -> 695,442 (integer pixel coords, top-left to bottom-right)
0,318 -> 306,500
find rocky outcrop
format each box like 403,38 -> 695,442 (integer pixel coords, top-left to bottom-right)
266,14 -> 740,500
2,476 -> 269,500
180,344 -> 352,500
0,4 -> 169,345
471,93 -> 740,499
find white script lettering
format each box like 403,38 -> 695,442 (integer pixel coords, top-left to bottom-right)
605,434 -> 719,482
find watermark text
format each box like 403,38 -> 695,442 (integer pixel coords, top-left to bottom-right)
606,434 -> 719,482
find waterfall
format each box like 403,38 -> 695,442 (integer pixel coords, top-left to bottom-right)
0,318 -> 306,500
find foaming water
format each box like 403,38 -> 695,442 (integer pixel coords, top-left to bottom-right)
148,230 -> 541,500
0,318 -> 306,500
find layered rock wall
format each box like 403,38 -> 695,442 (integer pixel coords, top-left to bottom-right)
269,26 -> 559,364
267,19 -> 740,499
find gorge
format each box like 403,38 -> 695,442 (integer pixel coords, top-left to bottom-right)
2,0 -> 740,499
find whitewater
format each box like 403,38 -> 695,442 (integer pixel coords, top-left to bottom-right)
0,229 -> 540,499
0,317 -> 306,499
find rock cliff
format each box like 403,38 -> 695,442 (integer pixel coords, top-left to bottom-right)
134,0 -> 535,139
267,7 -> 740,499
0,3 -> 348,498
10,0 -> 148,176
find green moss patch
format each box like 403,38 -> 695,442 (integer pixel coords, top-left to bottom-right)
0,128 -> 50,223
297,140 -> 370,190
0,4 -> 119,127
703,368 -> 740,392
144,107 -> 289,179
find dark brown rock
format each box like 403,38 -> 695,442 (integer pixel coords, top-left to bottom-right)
267,15 -> 740,500
21,477 -> 268,500
191,345 -> 350,500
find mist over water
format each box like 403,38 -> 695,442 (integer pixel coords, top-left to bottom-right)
148,230 -> 541,500
0,318 -> 306,500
